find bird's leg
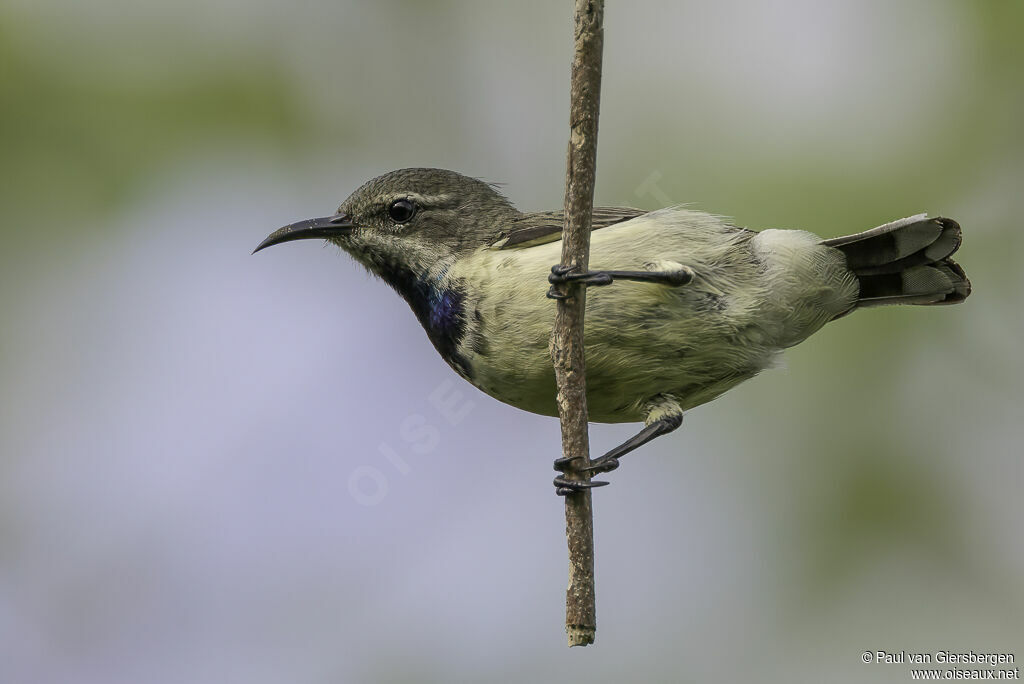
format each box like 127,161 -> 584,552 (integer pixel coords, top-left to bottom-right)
546,261 -> 693,299
552,397 -> 684,495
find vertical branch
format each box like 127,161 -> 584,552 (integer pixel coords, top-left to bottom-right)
549,0 -> 604,648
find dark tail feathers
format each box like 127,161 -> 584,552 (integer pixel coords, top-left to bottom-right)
824,214 -> 971,308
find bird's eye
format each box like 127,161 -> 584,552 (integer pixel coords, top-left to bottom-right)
388,199 -> 417,224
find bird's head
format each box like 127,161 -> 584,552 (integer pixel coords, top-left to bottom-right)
254,168 -> 520,275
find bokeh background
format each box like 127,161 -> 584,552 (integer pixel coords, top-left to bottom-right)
2,1 -> 1021,682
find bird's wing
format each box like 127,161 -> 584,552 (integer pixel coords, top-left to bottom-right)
488,207 -> 649,250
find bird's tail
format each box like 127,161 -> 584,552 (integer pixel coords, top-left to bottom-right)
823,214 -> 971,308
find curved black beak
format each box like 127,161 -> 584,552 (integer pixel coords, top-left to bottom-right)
252,214 -> 356,254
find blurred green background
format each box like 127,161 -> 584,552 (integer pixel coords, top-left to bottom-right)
1,1 -> 1021,683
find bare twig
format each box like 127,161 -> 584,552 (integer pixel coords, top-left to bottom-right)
549,0 -> 604,648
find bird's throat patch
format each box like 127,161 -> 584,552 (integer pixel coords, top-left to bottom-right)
428,287 -> 464,337
375,260 -> 471,379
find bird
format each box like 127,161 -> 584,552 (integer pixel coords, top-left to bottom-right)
254,167 -> 971,494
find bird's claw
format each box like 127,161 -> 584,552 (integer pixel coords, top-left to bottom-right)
546,265 -> 616,298
548,264 -> 614,287
582,456 -> 620,474
553,455 -> 578,470
553,454 -> 616,495
553,454 -> 619,474
547,264 -> 577,299
553,475 -> 609,496
546,286 -> 568,300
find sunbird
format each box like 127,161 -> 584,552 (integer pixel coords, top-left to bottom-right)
255,168 -> 970,494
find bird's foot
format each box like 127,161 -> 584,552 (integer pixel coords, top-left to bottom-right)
549,409 -> 684,496
582,455 -> 620,474
552,474 -> 609,496
554,453 -> 620,475
546,264 -> 611,299
552,455 -> 615,496
546,262 -> 694,299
